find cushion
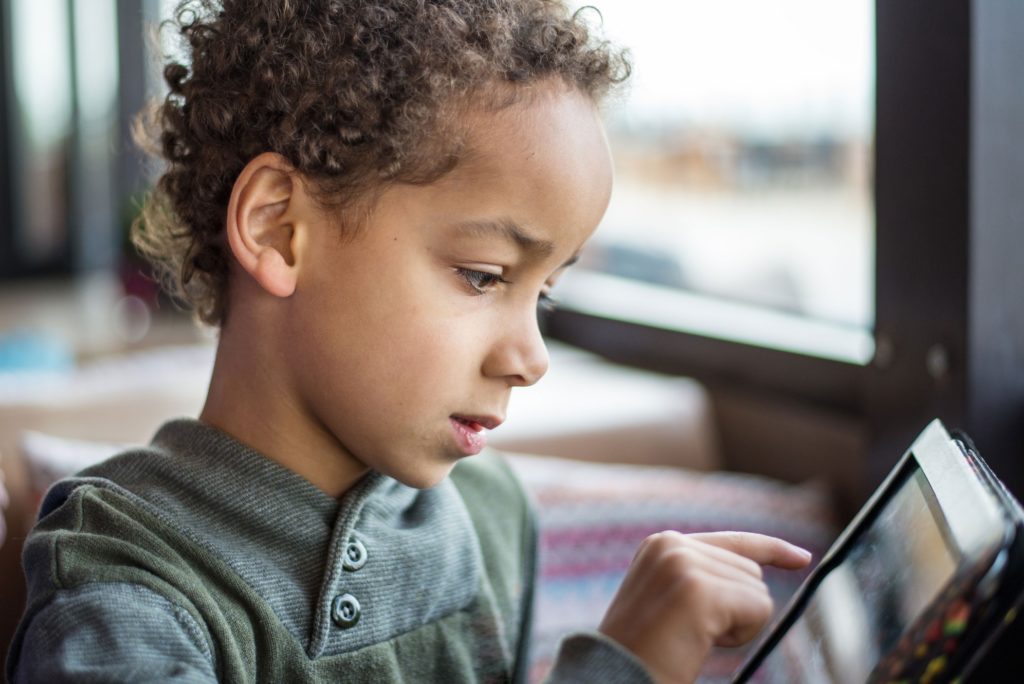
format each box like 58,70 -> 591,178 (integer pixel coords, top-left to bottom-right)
19,431 -> 126,512
507,453 -> 835,683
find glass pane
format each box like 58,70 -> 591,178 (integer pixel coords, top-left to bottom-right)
71,0 -> 120,271
563,1 -> 875,362
9,0 -> 73,265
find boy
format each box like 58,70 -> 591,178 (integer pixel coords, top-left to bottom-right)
8,1 -> 811,682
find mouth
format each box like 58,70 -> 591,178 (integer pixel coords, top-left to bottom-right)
449,414 -> 503,455
450,414 -> 503,431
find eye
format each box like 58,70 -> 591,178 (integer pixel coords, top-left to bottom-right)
456,267 -> 508,295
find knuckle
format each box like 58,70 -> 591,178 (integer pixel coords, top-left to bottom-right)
661,529 -> 688,545
644,530 -> 686,554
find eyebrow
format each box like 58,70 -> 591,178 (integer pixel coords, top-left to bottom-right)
452,219 -> 555,260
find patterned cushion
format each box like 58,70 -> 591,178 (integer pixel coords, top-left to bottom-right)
508,453 -> 836,683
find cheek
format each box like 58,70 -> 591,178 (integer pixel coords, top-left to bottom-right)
292,246 -> 490,406
306,294 -> 463,399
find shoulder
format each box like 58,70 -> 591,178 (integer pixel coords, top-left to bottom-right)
22,453 -> 203,612
29,437 -> 188,552
15,456 -> 222,682
8,581 -> 218,683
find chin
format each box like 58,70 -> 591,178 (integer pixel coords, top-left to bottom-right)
387,463 -> 457,490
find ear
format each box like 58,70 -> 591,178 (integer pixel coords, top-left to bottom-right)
225,152 -> 304,298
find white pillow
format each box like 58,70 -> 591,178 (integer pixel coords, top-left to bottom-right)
19,431 -> 130,497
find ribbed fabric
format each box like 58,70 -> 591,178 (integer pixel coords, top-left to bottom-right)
550,634 -> 658,682
8,418 -> 653,683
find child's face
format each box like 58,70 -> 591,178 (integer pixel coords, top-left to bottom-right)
287,85 -> 613,490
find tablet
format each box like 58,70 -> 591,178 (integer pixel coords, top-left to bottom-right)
733,419 -> 1024,683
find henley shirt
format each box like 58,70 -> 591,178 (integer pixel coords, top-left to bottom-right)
8,418 -> 653,683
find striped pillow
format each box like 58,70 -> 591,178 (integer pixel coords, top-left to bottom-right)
508,453 -> 836,683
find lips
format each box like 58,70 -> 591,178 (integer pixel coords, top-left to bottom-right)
449,414 -> 503,455
450,414 -> 503,431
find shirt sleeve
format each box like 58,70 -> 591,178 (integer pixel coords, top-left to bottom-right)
10,581 -> 218,684
544,632 -> 657,683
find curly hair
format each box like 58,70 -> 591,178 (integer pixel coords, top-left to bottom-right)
132,0 -> 629,325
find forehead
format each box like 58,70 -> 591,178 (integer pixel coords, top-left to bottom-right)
348,80 -> 610,262
456,83 -> 614,200
428,84 -> 614,242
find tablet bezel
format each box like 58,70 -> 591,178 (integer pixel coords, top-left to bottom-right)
732,419 -> 1012,682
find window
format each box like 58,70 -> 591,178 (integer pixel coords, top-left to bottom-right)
2,0 -> 74,275
0,0 -> 120,277
549,2 -> 1024,505
559,1 -> 876,364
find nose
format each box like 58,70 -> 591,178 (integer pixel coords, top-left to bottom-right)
483,307 -> 550,387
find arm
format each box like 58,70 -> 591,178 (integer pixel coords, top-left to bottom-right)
9,582 -> 218,684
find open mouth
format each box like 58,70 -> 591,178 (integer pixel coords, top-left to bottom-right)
451,416 -> 484,432
450,414 -> 502,431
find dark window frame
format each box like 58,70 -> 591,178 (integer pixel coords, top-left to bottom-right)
0,2 -> 12,277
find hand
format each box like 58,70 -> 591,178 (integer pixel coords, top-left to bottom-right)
598,531 -> 812,684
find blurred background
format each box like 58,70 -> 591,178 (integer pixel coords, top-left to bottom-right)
2,0 -> 1023,679
0,0 -> 876,364
0,0 -> 874,515
1,0 -> 1023,510
572,0 -> 875,351
0,0 -> 208,364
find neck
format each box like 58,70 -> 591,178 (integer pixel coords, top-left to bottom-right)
199,310 -> 369,498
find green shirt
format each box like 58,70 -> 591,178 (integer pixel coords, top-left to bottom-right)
8,419 -> 651,683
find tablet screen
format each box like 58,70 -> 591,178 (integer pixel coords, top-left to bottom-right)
749,467 -> 957,683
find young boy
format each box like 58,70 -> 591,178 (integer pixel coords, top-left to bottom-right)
8,1 -> 811,682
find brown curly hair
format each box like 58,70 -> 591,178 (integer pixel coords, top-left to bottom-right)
133,0 -> 629,325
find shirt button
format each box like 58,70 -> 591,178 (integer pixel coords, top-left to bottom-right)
332,593 -> 361,629
342,538 -> 368,571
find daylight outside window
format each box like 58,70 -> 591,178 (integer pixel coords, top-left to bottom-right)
558,1 -> 876,364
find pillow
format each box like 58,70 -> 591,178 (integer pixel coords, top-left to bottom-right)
19,431 -> 127,510
506,453 -> 836,684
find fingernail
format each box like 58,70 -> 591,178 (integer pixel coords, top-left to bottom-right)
793,545 -> 813,561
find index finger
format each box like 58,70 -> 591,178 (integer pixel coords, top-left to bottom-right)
688,531 -> 813,570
